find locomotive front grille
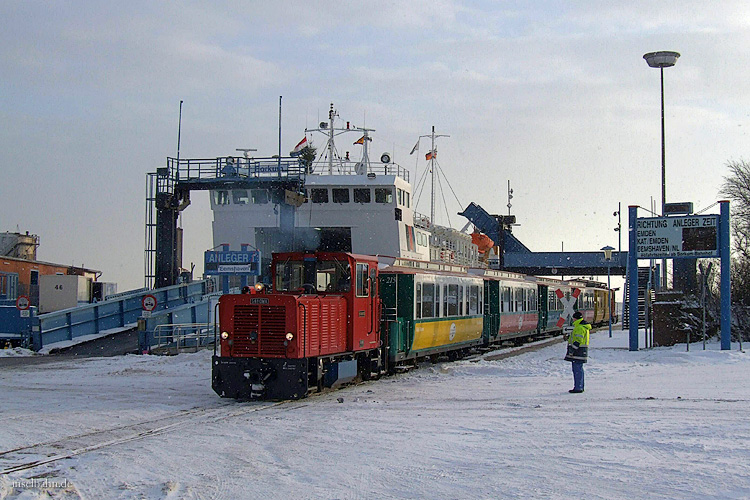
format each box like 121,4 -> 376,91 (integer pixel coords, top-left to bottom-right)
233,305 -> 287,356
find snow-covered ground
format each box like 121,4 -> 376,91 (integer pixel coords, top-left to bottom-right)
1,328 -> 749,500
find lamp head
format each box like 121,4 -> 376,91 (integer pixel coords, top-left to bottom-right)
643,51 -> 680,68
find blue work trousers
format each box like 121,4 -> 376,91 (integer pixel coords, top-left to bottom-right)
571,361 -> 584,391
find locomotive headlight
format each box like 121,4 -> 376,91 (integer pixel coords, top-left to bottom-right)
255,282 -> 265,292
221,331 -> 229,340
285,332 -> 294,341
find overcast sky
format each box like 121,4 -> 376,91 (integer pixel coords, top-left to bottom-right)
2,2 -> 748,290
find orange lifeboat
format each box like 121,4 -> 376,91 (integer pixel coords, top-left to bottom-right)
471,231 -> 494,254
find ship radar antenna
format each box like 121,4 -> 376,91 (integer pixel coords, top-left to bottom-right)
305,103 -> 375,175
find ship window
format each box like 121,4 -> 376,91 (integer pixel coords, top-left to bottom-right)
213,190 -> 230,205
354,188 -> 371,203
311,188 -> 329,203
375,188 -> 393,204
251,189 -> 269,204
232,190 -> 249,205
332,188 -> 350,204
405,191 -> 410,208
356,263 -> 369,297
397,189 -> 403,206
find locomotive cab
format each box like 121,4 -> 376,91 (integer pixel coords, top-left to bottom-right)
212,251 -> 382,400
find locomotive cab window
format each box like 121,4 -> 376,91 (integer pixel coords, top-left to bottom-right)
275,260 -> 305,291
356,263 -> 369,297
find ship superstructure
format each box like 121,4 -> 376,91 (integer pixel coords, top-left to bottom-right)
209,104 -> 479,280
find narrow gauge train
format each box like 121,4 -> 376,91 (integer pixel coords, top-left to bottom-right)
212,251 -> 612,400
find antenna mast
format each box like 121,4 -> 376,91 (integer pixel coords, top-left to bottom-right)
419,126 -> 449,225
305,103 -> 375,175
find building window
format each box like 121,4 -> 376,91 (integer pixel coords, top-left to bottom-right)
332,188 -> 350,204
354,188 -> 371,203
375,188 -> 393,204
311,188 -> 329,203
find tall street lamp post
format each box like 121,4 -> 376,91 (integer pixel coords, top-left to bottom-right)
643,50 -> 680,290
602,245 -> 615,338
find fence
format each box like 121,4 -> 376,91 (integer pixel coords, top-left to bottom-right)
33,281 -> 209,351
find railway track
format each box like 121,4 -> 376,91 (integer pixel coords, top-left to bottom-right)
0,401 -> 299,476
0,328 -> 599,476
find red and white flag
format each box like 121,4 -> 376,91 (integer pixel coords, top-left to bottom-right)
291,136 -> 308,155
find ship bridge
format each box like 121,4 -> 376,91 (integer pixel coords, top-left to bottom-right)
146,156 -> 307,288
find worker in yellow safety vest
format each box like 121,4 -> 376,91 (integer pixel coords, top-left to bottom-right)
564,311 -> 591,393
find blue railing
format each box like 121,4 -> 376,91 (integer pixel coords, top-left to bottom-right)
32,281 -> 209,351
137,293 -> 220,353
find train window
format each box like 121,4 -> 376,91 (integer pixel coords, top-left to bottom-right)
375,188 -> 393,204
354,188 -> 371,203
332,188 -> 350,204
443,285 -> 448,317
416,283 -> 422,319
515,288 -> 523,312
459,286 -> 464,315
356,263 -> 369,297
468,286 -> 479,315
422,283 -> 435,318
311,188 -> 329,203
232,190 -> 249,205
447,284 -> 458,316
502,286 -> 511,313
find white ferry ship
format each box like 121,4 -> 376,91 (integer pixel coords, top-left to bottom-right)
209,104 -> 480,280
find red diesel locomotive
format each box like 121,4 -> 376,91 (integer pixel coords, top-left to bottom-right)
212,252 -> 383,400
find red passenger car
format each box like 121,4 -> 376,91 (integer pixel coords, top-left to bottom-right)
212,252 -> 382,400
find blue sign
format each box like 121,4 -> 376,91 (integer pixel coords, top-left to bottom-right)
204,250 -> 261,275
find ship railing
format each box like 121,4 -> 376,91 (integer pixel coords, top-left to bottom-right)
309,161 -> 409,182
165,156 -> 307,184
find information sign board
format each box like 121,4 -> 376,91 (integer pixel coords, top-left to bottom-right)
636,215 -> 719,259
204,250 -> 261,275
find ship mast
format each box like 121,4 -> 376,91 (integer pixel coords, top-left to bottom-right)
305,103 -> 375,175
419,126 -> 449,225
